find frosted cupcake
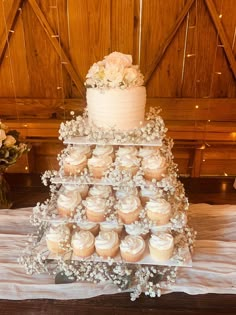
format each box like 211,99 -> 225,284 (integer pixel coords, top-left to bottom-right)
88,155 -> 113,178
57,189 -> 81,217
140,186 -> 159,205
146,198 -> 172,225
62,184 -> 89,199
138,146 -> 159,159
71,230 -> 95,258
116,146 -> 138,157
78,221 -> 100,236
93,145 -> 115,160
125,222 -> 149,240
120,235 -> 146,262
46,224 -> 70,254
148,232 -> 174,261
88,185 -> 112,199
115,186 -> 138,200
142,153 -> 167,181
63,149 -> 87,175
95,231 -> 120,258
100,221 -> 124,236
116,195 -> 142,224
83,196 -> 107,222
116,154 -> 140,176
69,145 -> 91,158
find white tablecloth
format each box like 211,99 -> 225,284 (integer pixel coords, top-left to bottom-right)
0,204 -> 235,300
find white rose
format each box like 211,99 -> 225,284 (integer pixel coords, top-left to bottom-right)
0,129 -> 6,141
123,67 -> 138,84
4,135 -> 16,147
105,52 -> 132,67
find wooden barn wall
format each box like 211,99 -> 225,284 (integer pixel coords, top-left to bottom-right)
0,0 -> 236,176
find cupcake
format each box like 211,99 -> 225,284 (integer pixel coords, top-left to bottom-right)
100,221 -> 124,236
83,196 -> 107,222
140,186 -> 159,205
69,145 -> 91,158
116,154 -> 140,176
116,195 -> 142,224
63,149 -> 87,175
88,185 -> 112,199
142,153 -> 167,181
62,184 -> 89,199
57,189 -> 81,217
115,186 -> 138,200
95,231 -> 119,258
146,198 -> 172,225
93,145 -> 115,160
120,235 -> 146,262
46,224 -> 71,254
148,232 -> 174,261
125,222 -> 149,240
138,146 -> 159,159
116,146 -> 137,157
71,230 -> 95,258
88,155 -> 113,178
77,221 -> 100,236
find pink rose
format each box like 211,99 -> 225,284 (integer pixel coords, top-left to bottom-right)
105,52 -> 132,68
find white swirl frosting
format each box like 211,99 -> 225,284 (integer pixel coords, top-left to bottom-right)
117,154 -> 139,167
116,187 -> 138,199
140,187 -> 159,199
57,191 -> 81,209
146,198 -> 171,214
100,221 -> 123,231
116,146 -> 137,157
138,146 -> 159,158
125,223 -> 149,236
88,155 -> 112,167
93,145 -> 113,157
117,195 -> 141,213
46,224 -> 70,242
72,230 -> 94,249
95,231 -> 119,249
65,149 -> 87,165
120,235 -> 145,254
78,221 -> 98,230
142,154 -> 166,170
89,185 -> 112,198
149,233 -> 174,250
83,196 -> 106,213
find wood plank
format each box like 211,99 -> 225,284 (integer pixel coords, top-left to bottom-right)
143,0 -> 195,85
68,0 -> 110,97
28,0 -> 85,97
111,0 -> 135,55
205,0 -> 236,79
0,0 -> 25,66
1,97 -> 236,121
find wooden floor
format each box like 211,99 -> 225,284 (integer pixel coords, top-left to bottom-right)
1,174 -> 236,315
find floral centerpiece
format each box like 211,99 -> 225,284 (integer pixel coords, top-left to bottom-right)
85,52 -> 144,89
0,122 -> 29,208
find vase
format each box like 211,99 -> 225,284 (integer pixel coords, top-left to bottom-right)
0,167 -> 12,209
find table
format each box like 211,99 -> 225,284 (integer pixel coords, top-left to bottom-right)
0,204 -> 235,300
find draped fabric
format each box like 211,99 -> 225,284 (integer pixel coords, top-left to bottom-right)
0,204 -> 235,300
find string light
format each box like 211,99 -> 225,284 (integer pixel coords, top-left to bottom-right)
195,105 -> 199,109
224,172 -> 228,177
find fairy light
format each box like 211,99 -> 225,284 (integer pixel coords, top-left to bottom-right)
224,172 -> 228,177
195,105 -> 199,109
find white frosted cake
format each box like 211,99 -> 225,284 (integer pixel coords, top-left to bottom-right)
85,52 -> 146,130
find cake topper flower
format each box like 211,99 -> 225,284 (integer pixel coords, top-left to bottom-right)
85,52 -> 144,89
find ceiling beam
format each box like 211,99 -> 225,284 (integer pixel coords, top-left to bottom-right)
0,0 -> 26,67
144,0 -> 195,84
205,0 -> 236,79
28,0 -> 85,98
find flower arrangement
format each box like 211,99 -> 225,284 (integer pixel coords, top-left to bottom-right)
0,122 -> 29,170
85,52 -> 144,89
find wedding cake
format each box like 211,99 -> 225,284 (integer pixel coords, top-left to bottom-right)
85,52 -> 146,130
20,52 -> 195,301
